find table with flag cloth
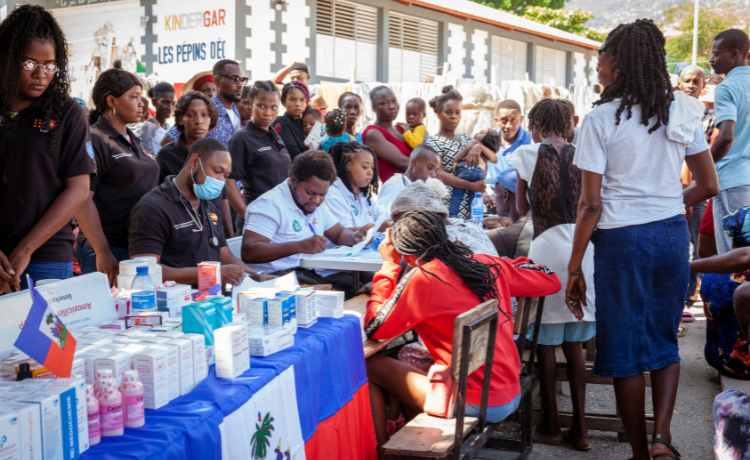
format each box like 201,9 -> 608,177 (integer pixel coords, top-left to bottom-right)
80,315 -> 378,460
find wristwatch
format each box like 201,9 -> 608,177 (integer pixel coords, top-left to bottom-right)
252,271 -> 266,281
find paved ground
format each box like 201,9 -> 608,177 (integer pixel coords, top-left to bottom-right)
478,303 -> 719,459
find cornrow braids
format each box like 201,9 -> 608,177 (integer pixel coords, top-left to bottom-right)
329,141 -> 379,204
390,211 -> 508,321
281,80 -> 310,105
248,80 -> 279,101
325,109 -> 347,136
527,99 -> 572,138
594,19 -> 673,134
0,4 -> 71,153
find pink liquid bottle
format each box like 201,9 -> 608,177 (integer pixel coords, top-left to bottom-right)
85,384 -> 101,446
94,369 -> 114,396
120,370 -> 145,428
97,378 -> 124,437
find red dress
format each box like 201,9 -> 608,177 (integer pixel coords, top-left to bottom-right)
362,125 -> 412,182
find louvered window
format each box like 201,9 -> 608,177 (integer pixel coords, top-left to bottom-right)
388,12 -> 439,83
535,46 -> 567,87
490,36 -> 527,83
316,0 -> 378,81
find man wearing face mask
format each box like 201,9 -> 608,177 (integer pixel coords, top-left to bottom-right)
128,137 -> 273,286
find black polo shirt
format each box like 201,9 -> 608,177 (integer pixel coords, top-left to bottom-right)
0,96 -> 96,263
228,120 -> 291,205
157,134 -> 227,207
128,176 -> 227,269
87,117 -> 160,249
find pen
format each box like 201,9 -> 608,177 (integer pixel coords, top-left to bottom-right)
308,223 -> 316,235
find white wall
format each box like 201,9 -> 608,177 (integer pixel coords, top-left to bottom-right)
244,0 -> 275,80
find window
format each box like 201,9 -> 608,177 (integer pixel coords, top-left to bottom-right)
316,0 -> 377,82
490,36 -> 527,83
535,46 -> 567,87
388,12 -> 439,83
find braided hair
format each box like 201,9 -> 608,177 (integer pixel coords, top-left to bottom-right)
248,80 -> 278,100
390,211 -> 507,310
329,141 -> 379,204
281,80 -> 310,105
0,5 -> 71,152
325,109 -> 347,136
527,99 -> 572,138
594,19 -> 673,134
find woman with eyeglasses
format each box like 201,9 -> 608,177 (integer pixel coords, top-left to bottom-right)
76,69 -> 160,286
0,5 -> 96,293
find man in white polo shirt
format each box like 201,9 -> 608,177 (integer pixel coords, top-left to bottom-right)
241,150 -> 372,293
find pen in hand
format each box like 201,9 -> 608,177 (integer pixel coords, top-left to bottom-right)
308,223 -> 317,235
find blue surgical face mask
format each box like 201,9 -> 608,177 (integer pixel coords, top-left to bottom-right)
192,159 -> 225,201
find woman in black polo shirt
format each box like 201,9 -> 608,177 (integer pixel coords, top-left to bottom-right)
272,81 -> 309,160
76,69 -> 160,285
0,5 -> 96,293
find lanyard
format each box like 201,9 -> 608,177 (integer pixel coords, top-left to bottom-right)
170,179 -> 218,247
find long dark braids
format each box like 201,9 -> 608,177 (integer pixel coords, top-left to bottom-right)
390,211 -> 506,308
594,19 -> 673,134
527,99 -> 572,138
0,5 -> 71,152
329,141 -> 379,204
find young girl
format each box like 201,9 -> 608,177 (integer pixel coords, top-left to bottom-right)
448,129 -> 500,218
0,5 -> 96,291
509,98 -> 595,450
272,80 -> 310,159
301,107 -> 322,138
326,142 -> 380,231
321,109 -> 356,153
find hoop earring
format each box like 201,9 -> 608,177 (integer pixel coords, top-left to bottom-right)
109,106 -> 116,119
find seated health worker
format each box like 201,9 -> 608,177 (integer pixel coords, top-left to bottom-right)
128,138 -> 272,286
325,142 -> 380,231
241,150 -> 371,291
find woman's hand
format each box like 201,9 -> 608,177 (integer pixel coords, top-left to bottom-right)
470,179 -> 487,194
378,229 -> 401,265
353,223 -> 375,243
482,192 -> 495,208
565,269 -> 587,321
96,249 -> 120,286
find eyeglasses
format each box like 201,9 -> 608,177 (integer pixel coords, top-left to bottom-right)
216,74 -> 249,85
21,60 -> 58,74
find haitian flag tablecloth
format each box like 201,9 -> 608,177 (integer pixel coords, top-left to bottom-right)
81,316 -> 378,460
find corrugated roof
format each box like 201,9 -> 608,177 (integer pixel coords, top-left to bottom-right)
390,0 -> 602,50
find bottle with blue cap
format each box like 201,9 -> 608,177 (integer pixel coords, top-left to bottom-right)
471,193 -> 484,227
131,265 -> 156,312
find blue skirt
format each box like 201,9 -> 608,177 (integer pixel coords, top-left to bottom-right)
591,214 -> 689,378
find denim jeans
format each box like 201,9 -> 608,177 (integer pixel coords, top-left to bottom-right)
458,391 -> 522,424
687,200 -> 706,304
449,162 -> 486,218
19,261 -> 74,290
76,239 -> 130,275
713,185 -> 750,254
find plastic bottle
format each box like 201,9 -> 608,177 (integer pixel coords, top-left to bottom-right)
16,362 -> 32,381
94,369 -> 114,396
97,378 -> 124,437
471,193 -> 484,227
119,370 -> 145,428
131,265 -> 156,312
85,384 -> 101,446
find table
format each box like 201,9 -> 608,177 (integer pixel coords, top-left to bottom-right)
344,294 -> 406,358
300,250 -> 384,289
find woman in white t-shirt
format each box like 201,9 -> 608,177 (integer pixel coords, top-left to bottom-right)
326,141 -> 380,231
565,20 -> 719,460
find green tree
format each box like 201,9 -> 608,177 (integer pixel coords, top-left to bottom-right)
250,413 -> 275,460
471,0 -> 566,17
660,2 -> 745,64
523,7 -> 606,42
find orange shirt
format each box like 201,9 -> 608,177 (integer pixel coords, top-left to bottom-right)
365,255 -> 561,406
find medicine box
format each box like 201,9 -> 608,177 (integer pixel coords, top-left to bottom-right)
181,303 -> 216,346
17,392 -> 63,460
38,385 -> 80,459
1,402 -> 40,460
150,325 -> 176,333
147,344 -> 180,402
126,312 -> 168,328
166,339 -> 194,396
133,349 -> 170,410
159,331 -> 185,339
0,409 -> 21,460
316,291 -> 344,318
239,295 -> 268,327
93,353 -> 130,385
211,298 -> 233,328
46,377 -> 89,455
117,326 -> 152,336
156,284 -> 192,318
267,296 -> 296,331
247,327 -> 295,357
181,334 -> 207,385
215,325 -> 249,379
294,290 -> 317,328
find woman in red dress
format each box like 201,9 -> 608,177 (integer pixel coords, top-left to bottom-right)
363,86 -> 412,182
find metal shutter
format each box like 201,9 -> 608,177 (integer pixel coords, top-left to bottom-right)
388,11 -> 438,83
535,46 -> 567,87
316,0 -> 378,81
490,36 -> 527,83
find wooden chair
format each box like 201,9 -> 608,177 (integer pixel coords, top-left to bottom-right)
383,296 -> 546,460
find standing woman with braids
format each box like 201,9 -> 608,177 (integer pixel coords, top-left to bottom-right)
566,20 -> 719,460
0,5 -> 95,293
272,80 -> 310,160
365,210 -> 561,451
76,69 -> 159,285
326,142 -> 380,231
339,92 -> 364,142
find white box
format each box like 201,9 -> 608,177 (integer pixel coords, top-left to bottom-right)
40,383 -> 86,457
46,377 -> 88,455
111,337 -> 141,345
93,353 -> 130,385
316,291 -> 344,318
0,409 -> 21,460
16,392 -> 62,460
1,403 -> 40,460
133,350 -> 169,410
294,290 -> 317,327
248,327 -> 295,357
146,344 -> 180,401
159,332 -> 184,339
238,294 -> 267,326
267,296 -> 296,331
181,334 -> 207,385
205,346 -> 214,367
215,325 -> 249,379
88,338 -> 113,348
166,339 -> 194,396
98,319 -> 126,330
143,337 -> 172,345
126,312 -> 168,328
156,284 -> 192,318
234,313 -> 246,324
117,326 -> 152,336
150,325 -> 175,333
77,352 -> 108,385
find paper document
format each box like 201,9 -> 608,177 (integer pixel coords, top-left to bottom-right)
307,211 -> 390,258
230,272 -> 299,304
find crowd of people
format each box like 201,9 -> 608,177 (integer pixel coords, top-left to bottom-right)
4,4 -> 750,459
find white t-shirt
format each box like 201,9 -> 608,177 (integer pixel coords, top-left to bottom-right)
574,96 -> 710,229
325,178 -> 376,228
243,179 -> 339,273
226,109 -> 239,129
507,144 -> 541,189
374,174 -> 411,220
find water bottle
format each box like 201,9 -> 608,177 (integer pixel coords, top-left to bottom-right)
471,193 -> 484,227
131,266 -> 156,312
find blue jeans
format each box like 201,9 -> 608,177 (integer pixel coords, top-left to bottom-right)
449,162 -> 486,218
76,239 -> 130,275
20,262 -> 74,290
458,391 -> 522,424
713,185 -> 750,254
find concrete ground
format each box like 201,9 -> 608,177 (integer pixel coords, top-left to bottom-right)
479,302 -> 719,459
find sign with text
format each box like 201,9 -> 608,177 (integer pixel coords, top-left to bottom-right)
152,0 -> 236,84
